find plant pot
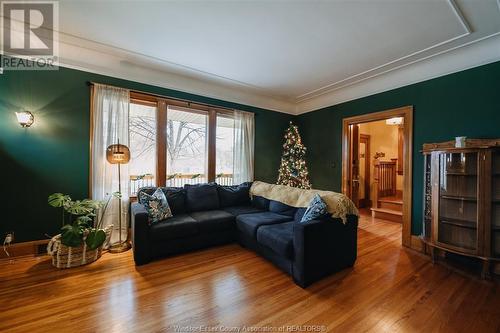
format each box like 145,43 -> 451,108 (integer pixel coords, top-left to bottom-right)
47,225 -> 113,269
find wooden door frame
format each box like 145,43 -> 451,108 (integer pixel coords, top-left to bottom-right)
342,106 -> 414,248
359,134 -> 371,208
349,124 -> 360,204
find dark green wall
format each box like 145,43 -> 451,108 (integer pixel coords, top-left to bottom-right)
297,60 -> 500,235
4,59 -> 500,242
0,65 -> 291,242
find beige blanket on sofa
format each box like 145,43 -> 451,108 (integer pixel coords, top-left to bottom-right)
250,181 -> 358,224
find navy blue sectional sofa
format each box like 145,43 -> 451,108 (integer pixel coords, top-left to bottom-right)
131,182 -> 358,287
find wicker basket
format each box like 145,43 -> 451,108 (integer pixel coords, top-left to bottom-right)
47,225 -> 113,269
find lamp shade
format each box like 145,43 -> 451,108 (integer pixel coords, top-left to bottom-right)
106,144 -> 130,164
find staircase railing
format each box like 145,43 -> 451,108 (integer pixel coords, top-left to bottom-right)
373,159 -> 397,208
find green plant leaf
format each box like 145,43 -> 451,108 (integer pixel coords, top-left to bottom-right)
48,193 -> 71,208
85,229 -> 106,250
81,199 -> 103,211
60,224 -> 83,247
76,215 -> 93,227
66,200 -> 94,215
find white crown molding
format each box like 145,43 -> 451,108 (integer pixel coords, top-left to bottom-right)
7,30 -> 500,117
295,0 -> 471,102
55,34 -> 297,115
0,13 -> 295,114
55,0 -> 495,116
58,31 -> 283,98
1,0 -> 499,116
447,0 -> 471,33
295,32 -> 500,114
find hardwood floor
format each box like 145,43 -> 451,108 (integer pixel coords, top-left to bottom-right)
1,214 -> 499,333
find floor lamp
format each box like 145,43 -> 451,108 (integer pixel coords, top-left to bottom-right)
106,140 -> 131,253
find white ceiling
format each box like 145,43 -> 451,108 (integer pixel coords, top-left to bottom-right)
37,1 -> 500,113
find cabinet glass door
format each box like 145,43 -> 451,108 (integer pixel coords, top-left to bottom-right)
423,154 -> 432,240
438,152 -> 478,251
492,150 -> 500,257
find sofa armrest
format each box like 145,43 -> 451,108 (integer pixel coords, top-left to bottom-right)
131,202 -> 151,265
292,214 -> 358,288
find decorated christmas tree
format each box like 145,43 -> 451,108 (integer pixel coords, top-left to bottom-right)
277,122 -> 312,189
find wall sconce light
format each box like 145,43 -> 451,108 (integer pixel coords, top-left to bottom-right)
15,111 -> 34,128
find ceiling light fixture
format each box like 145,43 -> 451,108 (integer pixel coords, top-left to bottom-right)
15,111 -> 35,128
385,117 -> 403,126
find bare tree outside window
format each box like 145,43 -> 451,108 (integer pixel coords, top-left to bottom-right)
129,103 -> 156,194
165,118 -> 206,171
165,108 -> 208,185
129,104 -> 235,193
129,114 -> 155,159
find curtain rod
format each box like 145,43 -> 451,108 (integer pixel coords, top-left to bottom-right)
87,81 -> 254,115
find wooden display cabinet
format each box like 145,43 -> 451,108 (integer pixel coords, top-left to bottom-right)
421,139 -> 500,278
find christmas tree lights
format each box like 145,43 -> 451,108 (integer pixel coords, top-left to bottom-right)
276,121 -> 312,189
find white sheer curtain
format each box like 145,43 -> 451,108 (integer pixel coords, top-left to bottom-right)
91,84 -> 130,244
233,110 -> 254,184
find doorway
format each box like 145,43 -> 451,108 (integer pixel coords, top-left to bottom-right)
350,131 -> 371,208
358,134 -> 371,208
342,106 -> 413,247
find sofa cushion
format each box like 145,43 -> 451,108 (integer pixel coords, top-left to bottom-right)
217,182 -> 252,207
139,188 -> 173,224
300,194 -> 328,223
184,183 -> 220,212
252,195 -> 270,210
137,187 -> 156,200
256,222 -> 294,259
163,187 -> 187,215
294,208 -> 307,222
190,210 -> 235,232
269,199 -> 297,217
236,212 -> 293,238
149,214 -> 198,241
137,187 -> 186,215
223,205 -> 263,216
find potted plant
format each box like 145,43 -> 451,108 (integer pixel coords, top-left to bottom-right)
46,193 -> 117,268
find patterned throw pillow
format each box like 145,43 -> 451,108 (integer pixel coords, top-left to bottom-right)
139,188 -> 173,224
300,194 -> 328,223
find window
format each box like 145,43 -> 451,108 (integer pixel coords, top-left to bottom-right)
129,102 -> 157,195
127,91 -> 253,196
216,114 -> 235,185
166,106 -> 208,186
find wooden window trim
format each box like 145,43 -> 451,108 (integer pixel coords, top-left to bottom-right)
207,110 -> 217,182
130,91 -> 233,115
130,90 -> 235,187
130,97 -> 157,108
157,100 -> 167,187
167,104 -> 209,116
